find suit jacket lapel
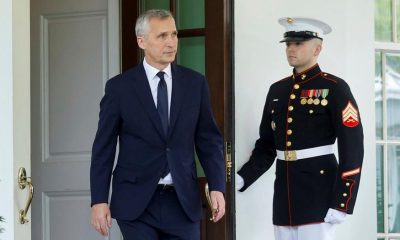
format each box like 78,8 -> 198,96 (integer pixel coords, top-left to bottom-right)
130,63 -> 166,139
169,64 -> 183,137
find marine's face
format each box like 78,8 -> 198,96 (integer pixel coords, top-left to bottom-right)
285,39 -> 321,73
137,17 -> 178,70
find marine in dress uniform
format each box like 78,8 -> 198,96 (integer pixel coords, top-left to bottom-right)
237,17 -> 364,240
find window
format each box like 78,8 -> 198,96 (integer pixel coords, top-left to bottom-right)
375,0 -> 400,239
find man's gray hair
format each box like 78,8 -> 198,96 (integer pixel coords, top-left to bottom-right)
135,9 -> 174,37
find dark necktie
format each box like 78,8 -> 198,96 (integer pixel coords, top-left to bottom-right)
156,71 -> 170,178
156,71 -> 169,136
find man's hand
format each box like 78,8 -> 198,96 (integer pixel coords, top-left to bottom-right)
324,208 -> 347,224
210,191 -> 225,222
91,203 -> 112,236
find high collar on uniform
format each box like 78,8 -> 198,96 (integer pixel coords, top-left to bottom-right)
291,64 -> 322,83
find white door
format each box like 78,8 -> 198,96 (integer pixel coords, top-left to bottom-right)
0,0 -> 31,240
30,0 -> 121,239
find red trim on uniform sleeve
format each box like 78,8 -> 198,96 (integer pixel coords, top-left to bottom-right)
339,167 -> 361,210
341,177 -> 356,211
278,76 -> 292,83
321,73 -> 338,83
342,167 -> 361,178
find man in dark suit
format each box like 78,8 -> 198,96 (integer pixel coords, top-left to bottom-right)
237,17 -> 363,240
90,9 -> 225,240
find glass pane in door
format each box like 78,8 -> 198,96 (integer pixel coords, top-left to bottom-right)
177,37 -> 205,75
177,36 -> 206,177
143,0 -> 169,11
176,0 -> 205,29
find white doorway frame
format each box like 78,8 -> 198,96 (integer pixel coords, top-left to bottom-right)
0,0 -> 31,240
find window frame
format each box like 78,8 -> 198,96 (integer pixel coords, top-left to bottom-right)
376,1 -> 400,239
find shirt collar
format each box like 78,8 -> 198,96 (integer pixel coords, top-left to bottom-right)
143,57 -> 172,81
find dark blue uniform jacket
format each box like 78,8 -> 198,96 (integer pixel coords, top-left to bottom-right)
238,64 -> 364,226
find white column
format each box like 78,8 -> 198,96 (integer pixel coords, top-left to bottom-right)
0,0 -> 31,239
13,0 -> 31,238
0,0 -> 15,239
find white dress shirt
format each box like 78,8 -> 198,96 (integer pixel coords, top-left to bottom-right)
143,58 -> 173,185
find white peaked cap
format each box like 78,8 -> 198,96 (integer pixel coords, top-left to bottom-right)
278,17 -> 332,42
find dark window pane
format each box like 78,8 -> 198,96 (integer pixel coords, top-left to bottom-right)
177,37 -> 205,75
177,36 -> 205,176
143,0 -> 170,11
176,0 -> 205,29
195,154 -> 204,177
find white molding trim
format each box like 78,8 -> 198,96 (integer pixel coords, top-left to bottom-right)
375,42 -> 400,52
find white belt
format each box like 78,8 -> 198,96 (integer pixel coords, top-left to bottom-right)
276,144 -> 335,161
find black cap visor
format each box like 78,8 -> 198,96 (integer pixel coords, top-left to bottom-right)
279,31 -> 322,43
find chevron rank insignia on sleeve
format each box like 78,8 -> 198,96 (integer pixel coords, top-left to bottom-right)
342,101 -> 359,127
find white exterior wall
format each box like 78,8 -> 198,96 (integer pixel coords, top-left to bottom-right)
234,0 -> 376,239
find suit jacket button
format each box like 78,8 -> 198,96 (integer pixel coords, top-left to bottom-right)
166,147 -> 170,152
340,203 -> 345,208
343,193 -> 348,197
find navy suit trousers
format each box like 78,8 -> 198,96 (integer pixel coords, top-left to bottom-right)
117,186 -> 200,240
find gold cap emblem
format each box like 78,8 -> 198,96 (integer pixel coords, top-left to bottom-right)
287,18 -> 294,24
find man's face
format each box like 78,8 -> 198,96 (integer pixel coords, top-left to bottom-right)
285,39 -> 321,72
137,17 -> 178,70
